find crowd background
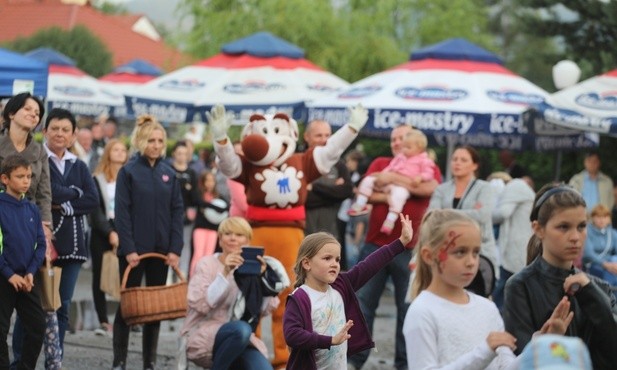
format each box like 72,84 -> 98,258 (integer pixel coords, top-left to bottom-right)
1,96 -> 617,369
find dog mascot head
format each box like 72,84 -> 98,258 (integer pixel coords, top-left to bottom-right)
240,113 -> 299,167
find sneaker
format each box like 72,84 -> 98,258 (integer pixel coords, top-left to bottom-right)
347,204 -> 370,216
94,322 -> 112,336
380,219 -> 395,235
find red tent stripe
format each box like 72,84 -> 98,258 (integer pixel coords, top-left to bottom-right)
194,53 -> 323,71
390,59 -> 515,75
99,73 -> 156,83
604,69 -> 617,77
49,64 -> 87,76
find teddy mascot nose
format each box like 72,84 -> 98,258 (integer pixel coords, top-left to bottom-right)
242,134 -> 270,163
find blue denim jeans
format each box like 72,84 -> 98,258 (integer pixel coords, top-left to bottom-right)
56,262 -> 82,353
212,321 -> 273,370
348,242 -> 411,370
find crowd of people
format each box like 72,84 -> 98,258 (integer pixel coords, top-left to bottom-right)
0,92 -> 616,370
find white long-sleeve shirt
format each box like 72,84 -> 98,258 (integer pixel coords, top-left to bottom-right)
403,290 -> 519,370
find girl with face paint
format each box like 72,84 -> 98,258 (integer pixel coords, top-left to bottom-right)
403,209 -> 573,370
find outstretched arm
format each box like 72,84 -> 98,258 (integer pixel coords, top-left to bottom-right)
207,105 -> 243,178
313,105 -> 367,174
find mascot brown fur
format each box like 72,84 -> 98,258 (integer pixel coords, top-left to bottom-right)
208,105 -> 367,367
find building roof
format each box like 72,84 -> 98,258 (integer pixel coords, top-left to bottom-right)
0,0 -> 191,71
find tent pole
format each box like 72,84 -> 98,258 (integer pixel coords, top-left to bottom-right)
554,150 -> 563,181
445,140 -> 454,181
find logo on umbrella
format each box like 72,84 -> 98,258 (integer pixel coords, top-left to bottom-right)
223,81 -> 285,94
159,79 -> 206,91
395,86 -> 468,101
338,85 -> 382,99
575,92 -> 617,110
306,84 -> 342,93
53,85 -> 95,97
487,90 -> 545,105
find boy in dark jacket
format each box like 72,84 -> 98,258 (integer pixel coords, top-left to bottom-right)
0,154 -> 46,370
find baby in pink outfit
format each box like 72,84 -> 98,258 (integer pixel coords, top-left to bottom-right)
350,129 -> 435,234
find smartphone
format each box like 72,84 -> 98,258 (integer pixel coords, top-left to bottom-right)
236,246 -> 264,275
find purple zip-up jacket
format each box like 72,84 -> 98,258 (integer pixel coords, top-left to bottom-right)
283,239 -> 406,370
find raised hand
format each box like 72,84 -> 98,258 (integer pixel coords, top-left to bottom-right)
347,104 -> 368,133
206,104 -> 233,142
399,213 -> 413,247
540,296 -> 574,335
331,320 -> 354,345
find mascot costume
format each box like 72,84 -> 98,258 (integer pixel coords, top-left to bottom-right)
208,104 -> 368,367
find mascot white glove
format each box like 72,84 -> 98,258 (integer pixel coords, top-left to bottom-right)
347,104 -> 368,133
206,104 -> 232,142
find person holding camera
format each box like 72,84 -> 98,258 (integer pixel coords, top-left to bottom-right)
180,217 -> 289,370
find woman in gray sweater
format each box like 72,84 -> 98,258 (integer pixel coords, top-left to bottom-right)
428,145 -> 497,294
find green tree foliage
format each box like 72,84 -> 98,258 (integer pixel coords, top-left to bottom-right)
91,0 -> 129,15
487,0 -> 560,91
177,0 -> 494,82
405,0 -> 494,50
514,0 -> 617,78
4,25 -> 113,77
176,0 -> 617,188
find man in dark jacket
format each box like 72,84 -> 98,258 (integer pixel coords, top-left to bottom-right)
304,119 -> 353,268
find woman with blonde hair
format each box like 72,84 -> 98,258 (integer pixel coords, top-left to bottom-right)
181,216 -> 287,370
112,115 -> 184,370
90,139 -> 128,335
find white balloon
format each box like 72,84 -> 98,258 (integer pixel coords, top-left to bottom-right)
552,60 -> 581,90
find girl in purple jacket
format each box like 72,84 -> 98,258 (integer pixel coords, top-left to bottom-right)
283,214 -> 412,370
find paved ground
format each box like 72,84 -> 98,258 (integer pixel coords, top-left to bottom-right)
10,267 -> 400,369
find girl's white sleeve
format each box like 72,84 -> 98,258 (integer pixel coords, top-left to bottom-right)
404,307 -> 496,370
495,346 -> 520,370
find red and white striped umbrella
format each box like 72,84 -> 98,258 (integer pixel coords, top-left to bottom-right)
126,32 -> 349,123
308,38 -> 597,151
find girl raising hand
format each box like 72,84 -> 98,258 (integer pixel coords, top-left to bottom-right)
284,214 -> 412,370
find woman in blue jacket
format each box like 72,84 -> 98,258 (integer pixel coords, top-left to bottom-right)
112,114 -> 184,370
44,108 -> 99,358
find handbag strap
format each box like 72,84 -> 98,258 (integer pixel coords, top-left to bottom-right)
456,179 -> 478,210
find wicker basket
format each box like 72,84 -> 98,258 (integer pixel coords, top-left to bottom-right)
120,253 -> 188,326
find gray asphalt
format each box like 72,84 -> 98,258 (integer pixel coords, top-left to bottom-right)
10,267 -> 399,369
